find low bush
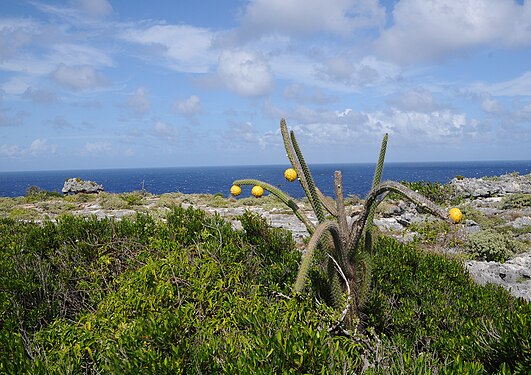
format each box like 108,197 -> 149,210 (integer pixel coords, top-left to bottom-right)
501,193 -> 531,209
1,206 -> 529,373
363,237 -> 530,373
399,180 -> 462,206
465,228 -> 524,262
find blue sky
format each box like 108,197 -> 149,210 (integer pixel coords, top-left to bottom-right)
1,0 -> 530,172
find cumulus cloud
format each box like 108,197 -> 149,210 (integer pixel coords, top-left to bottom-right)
0,144 -> 24,158
52,64 -> 109,91
152,121 -> 179,141
224,121 -> 276,148
264,101 -> 475,146
239,0 -> 385,37
127,87 -> 150,115
30,138 -> 58,155
174,95 -> 202,116
481,96 -> 504,114
120,24 -> 214,73
375,0 -> 531,64
283,83 -> 337,104
387,88 -> 440,112
217,50 -> 273,96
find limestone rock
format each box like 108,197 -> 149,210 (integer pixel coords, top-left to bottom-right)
62,178 -> 104,195
465,252 -> 531,301
450,173 -> 531,198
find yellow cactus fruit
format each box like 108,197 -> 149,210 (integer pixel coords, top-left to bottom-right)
230,185 -> 241,196
284,168 -> 298,182
251,185 -> 264,198
449,207 -> 463,223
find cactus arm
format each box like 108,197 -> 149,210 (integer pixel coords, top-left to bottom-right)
233,178 -> 315,234
294,220 -> 342,293
333,171 -> 353,278
280,119 -> 337,218
290,130 -> 327,223
365,133 -> 388,252
347,181 -> 453,258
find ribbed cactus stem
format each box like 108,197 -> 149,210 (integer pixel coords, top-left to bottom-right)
348,180 -> 454,259
290,131 -> 326,223
233,179 -> 315,234
333,171 -> 352,277
294,221 -> 341,293
365,133 -> 388,252
281,119 -> 337,217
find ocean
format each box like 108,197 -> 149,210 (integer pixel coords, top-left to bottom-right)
1,160 -> 530,199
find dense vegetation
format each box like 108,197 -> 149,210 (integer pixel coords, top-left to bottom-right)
1,205 -> 529,374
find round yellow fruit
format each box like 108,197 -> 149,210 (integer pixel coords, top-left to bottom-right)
230,185 -> 241,196
251,185 -> 264,198
449,207 -> 462,223
284,168 -> 297,182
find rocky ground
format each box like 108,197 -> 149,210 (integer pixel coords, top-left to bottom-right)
1,173 -> 530,301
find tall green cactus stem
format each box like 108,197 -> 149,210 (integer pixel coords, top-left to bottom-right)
347,180 -> 453,258
232,119 -> 457,329
290,130 -> 326,223
294,221 -> 342,292
280,120 -> 337,217
364,133 -> 388,253
233,178 -> 315,234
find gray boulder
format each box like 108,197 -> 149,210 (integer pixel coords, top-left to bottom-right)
450,173 -> 531,198
62,178 -> 104,195
465,252 -> 531,301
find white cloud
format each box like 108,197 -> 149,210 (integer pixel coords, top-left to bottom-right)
375,0 -> 531,64
217,50 -> 273,96
387,88 -> 440,112
481,96 -> 504,114
0,109 -> 27,127
32,0 -> 113,22
152,121 -> 179,141
52,64 -> 109,91
127,87 -> 150,115
470,71 -> 531,97
30,138 -> 58,155
174,95 -> 202,116
239,0 -> 385,37
264,101 -> 474,146
22,87 -> 59,104
84,141 -> 112,153
49,44 -> 113,68
0,144 -> 24,158
0,18 -> 40,60
73,0 -> 113,18
283,83 -> 337,104
120,24 -> 214,73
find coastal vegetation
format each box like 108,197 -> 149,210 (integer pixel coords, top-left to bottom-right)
0,120 -> 529,373
1,207 -> 529,373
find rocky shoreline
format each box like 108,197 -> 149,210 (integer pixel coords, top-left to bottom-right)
1,173 -> 530,301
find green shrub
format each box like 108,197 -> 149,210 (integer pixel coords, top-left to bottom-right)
363,237 -> 530,373
399,180 -> 462,206
99,192 -> 128,209
24,186 -> 62,203
120,191 -> 145,206
465,228 -> 524,262
501,193 -> 531,209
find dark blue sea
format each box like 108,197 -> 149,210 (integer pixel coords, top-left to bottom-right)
1,161 -> 530,198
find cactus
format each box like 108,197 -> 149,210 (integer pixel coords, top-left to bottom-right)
232,119 -> 455,331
